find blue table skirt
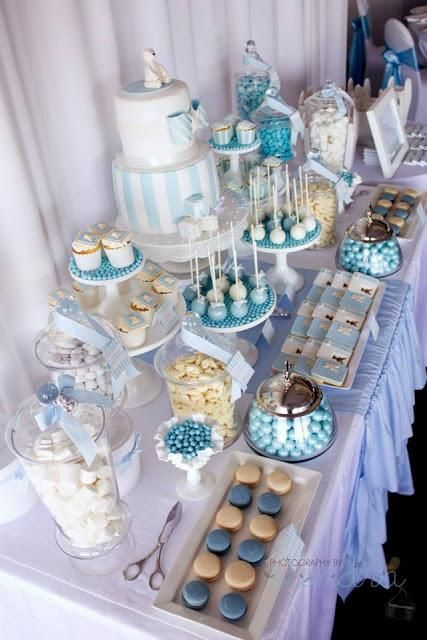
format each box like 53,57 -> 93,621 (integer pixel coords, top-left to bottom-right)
141,265 -> 425,598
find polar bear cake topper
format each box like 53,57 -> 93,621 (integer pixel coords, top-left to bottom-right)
143,48 -> 171,89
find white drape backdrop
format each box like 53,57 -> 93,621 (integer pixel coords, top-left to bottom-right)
0,0 -> 348,414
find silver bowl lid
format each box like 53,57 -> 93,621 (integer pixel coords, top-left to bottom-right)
348,206 -> 393,243
255,362 -> 321,418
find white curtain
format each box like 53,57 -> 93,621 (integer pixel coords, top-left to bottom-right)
0,0 -> 348,414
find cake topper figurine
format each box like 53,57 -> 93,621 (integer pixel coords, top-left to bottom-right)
143,48 -> 171,89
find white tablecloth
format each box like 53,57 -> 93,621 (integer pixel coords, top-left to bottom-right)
0,185 -> 425,640
352,145 -> 427,191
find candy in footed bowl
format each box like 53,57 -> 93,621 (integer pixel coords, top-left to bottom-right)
336,207 -> 403,278
244,362 -> 336,462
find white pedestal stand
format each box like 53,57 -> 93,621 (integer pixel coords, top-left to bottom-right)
211,139 -> 261,191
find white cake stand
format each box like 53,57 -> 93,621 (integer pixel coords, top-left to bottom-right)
241,223 -> 322,295
211,138 -> 261,191
68,256 -> 184,408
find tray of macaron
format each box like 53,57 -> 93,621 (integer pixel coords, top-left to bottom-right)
369,184 -> 426,241
153,451 -> 321,640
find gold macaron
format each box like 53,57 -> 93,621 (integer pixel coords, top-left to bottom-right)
224,560 -> 256,591
235,463 -> 262,488
249,515 -> 278,542
267,470 -> 292,495
193,551 -> 221,581
215,505 -> 244,532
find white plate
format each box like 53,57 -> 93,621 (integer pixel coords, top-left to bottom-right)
153,451 -> 322,640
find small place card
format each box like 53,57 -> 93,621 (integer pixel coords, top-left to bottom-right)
153,301 -> 180,336
227,351 -> 254,401
369,315 -> 379,341
262,318 -> 276,345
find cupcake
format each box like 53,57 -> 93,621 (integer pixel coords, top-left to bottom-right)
71,282 -> 99,308
48,287 -> 75,312
136,261 -> 163,284
130,292 -> 159,324
116,312 -> 148,349
236,120 -> 256,146
211,121 -> 234,146
72,231 -> 102,271
102,229 -> 134,268
151,273 -> 178,304
88,221 -> 113,237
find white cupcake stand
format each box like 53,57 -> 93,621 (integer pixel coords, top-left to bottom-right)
211,139 -> 261,191
68,260 -> 185,408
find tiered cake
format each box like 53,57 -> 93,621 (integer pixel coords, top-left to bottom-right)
113,59 -> 220,236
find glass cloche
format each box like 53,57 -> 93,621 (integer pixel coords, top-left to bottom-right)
336,207 -> 403,277
244,363 -> 336,461
234,40 -> 272,120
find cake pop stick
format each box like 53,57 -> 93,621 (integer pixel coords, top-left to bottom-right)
208,247 -> 218,302
195,250 -> 200,298
254,178 -> 259,225
249,173 -> 253,220
230,221 -> 238,279
293,178 -> 299,223
267,164 -> 271,205
299,166 -> 304,206
189,238 -> 193,284
305,172 -> 309,210
251,226 -> 259,289
273,184 -> 278,228
285,164 -> 291,212
217,231 -> 222,278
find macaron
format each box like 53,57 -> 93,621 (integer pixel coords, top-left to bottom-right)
206,529 -> 231,555
237,539 -> 265,566
379,187 -> 399,201
219,593 -> 247,621
257,492 -> 282,516
387,215 -> 405,229
228,484 -> 252,509
193,551 -> 221,581
373,199 -> 392,216
215,505 -> 244,532
390,204 -> 410,219
224,560 -> 256,591
235,463 -> 262,488
182,580 -> 210,610
267,470 -> 292,495
249,514 -> 278,542
399,188 -> 417,204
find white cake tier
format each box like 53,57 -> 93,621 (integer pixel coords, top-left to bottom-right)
113,141 -> 220,235
115,79 -> 202,169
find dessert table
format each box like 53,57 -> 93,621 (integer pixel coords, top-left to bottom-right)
0,189 -> 425,640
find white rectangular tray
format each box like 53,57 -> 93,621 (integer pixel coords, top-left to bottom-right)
369,183 -> 426,241
153,451 -> 322,640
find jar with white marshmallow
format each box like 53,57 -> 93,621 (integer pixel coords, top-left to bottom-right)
34,319 -> 125,408
303,81 -> 355,173
6,394 -> 130,561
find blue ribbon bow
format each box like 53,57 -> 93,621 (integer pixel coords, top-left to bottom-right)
167,99 -> 209,144
35,375 -> 113,466
117,431 -> 142,473
382,46 -> 419,89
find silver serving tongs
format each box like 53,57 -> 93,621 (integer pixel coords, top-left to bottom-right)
123,501 -> 182,590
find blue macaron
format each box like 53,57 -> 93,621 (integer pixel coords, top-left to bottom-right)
206,529 -> 232,555
237,538 -> 265,566
219,593 -> 247,621
257,492 -> 282,516
182,580 -> 210,610
228,484 -> 252,509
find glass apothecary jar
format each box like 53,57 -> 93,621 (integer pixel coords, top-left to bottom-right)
234,40 -> 271,120
305,169 -> 338,248
250,103 -> 293,160
244,364 -> 336,462
6,388 -> 130,560
34,316 -> 125,408
336,209 -> 403,277
154,328 -> 242,448
303,80 -> 355,173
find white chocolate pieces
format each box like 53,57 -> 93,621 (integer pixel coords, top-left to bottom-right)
306,181 -> 337,248
309,108 -> 348,173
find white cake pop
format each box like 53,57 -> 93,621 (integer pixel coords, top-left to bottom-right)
216,274 -> 230,293
229,280 -> 248,301
251,224 -> 266,241
290,223 -> 307,240
304,216 -> 317,232
206,288 -> 224,303
269,227 -> 286,245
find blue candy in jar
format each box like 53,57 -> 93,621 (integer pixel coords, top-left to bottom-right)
250,105 -> 293,160
235,71 -> 270,120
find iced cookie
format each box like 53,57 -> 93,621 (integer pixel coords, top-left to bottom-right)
193,551 -> 221,581
224,560 -> 256,591
267,470 -> 292,495
215,505 -> 244,532
235,463 -> 262,488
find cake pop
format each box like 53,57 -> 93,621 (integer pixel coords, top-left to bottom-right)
229,281 -> 248,301
207,301 -> 227,322
230,300 -> 249,318
270,227 -> 286,244
304,216 -> 317,232
191,296 -> 208,316
249,286 -> 268,304
282,215 -> 296,232
206,288 -> 224,303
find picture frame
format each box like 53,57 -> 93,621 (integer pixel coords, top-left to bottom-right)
366,87 -> 409,178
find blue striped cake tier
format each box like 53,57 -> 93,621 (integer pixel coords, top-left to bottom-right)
112,142 -> 219,235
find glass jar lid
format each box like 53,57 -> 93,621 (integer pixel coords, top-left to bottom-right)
256,363 -> 322,418
250,103 -> 290,126
305,79 -> 352,111
348,207 -> 393,243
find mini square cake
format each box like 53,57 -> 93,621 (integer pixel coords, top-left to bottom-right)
72,230 -> 100,253
331,271 -> 352,290
301,338 -> 321,360
311,357 -> 348,386
292,356 -> 315,378
320,287 -> 345,308
152,273 -> 178,293
48,287 -> 75,311
272,352 -> 298,374
307,318 -> 331,341
334,307 -> 365,330
289,316 -> 312,339
348,273 -> 379,298
313,269 -> 335,287
341,290 -> 372,314
116,311 -> 148,348
312,303 -> 336,322
136,261 -> 163,283
317,340 -> 353,366
130,292 -> 159,324
88,221 -> 113,237
281,335 -> 307,356
305,284 -> 325,303
296,299 -> 316,318
326,321 -> 360,349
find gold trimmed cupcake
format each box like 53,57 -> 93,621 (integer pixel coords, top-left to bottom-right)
151,273 -> 178,304
72,231 -> 101,271
102,229 -> 134,268
116,311 -> 148,348
130,292 -> 159,324
88,221 -> 113,237
135,261 -> 163,284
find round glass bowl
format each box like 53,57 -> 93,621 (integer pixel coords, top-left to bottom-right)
244,365 -> 336,462
336,211 -> 403,277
